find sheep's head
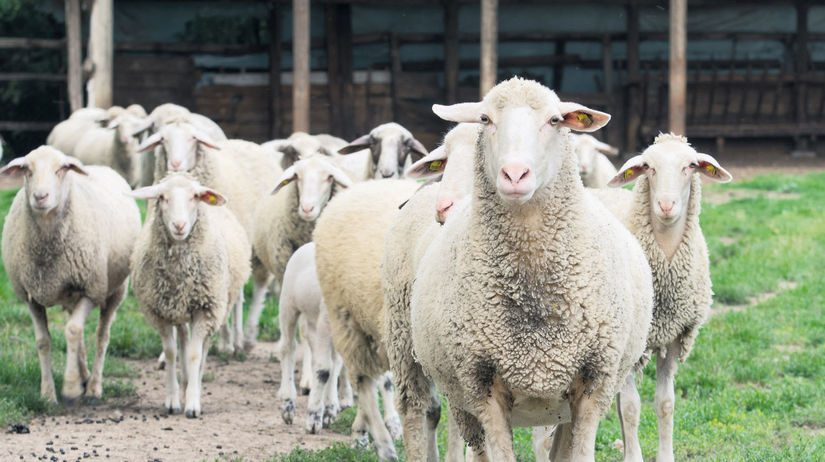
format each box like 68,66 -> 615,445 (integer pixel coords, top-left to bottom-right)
130,172 -> 226,241
0,146 -> 88,216
136,122 -> 220,173
339,122 -> 429,179
406,123 -> 478,223
573,133 -> 619,178
432,77 -> 610,203
608,132 -> 732,226
108,113 -> 146,146
275,132 -> 339,170
272,155 -> 352,221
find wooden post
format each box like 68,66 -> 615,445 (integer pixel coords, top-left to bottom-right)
794,1 -> 810,154
268,1 -> 282,139
668,0 -> 687,135
480,0 -> 498,97
88,0 -> 113,108
293,0 -> 310,133
626,1 -> 641,153
337,4 -> 355,139
325,5 -> 343,135
444,0 -> 459,104
389,33 -> 402,121
65,0 -> 83,112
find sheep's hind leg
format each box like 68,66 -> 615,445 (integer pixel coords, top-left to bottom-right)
532,426 -> 554,462
298,316 -> 313,395
243,262 -> 272,351
569,384 -> 614,462
184,312 -> 212,418
305,319 -> 331,434
354,375 -> 398,461
655,342 -> 680,462
617,373 -> 643,462
85,285 -> 125,403
379,371 -> 403,440
444,403 -> 466,462
276,295 -> 300,425
28,301 -> 57,405
62,298 -> 94,405
231,289 -> 244,354
159,324 -> 180,414
478,378 -> 516,462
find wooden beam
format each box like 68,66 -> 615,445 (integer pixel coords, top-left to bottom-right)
668,0 -> 687,135
292,0 -> 311,133
480,0 -> 498,97
0,73 -> 66,82
88,0 -> 113,108
65,0 -> 83,112
268,1 -> 282,139
626,1 -> 641,153
0,121 -> 56,131
444,0 -> 459,104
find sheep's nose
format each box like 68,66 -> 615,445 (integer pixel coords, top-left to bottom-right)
171,161 -> 182,170
435,199 -> 454,223
500,163 -> 531,186
658,200 -> 675,213
173,221 -> 186,232
33,192 -> 49,203
381,170 -> 395,179
301,204 -> 314,214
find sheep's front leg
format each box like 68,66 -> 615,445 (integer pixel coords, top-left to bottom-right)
353,375 -> 398,461
379,372 -> 403,440
218,322 -> 234,356
315,306 -> 341,428
62,297 -> 94,405
243,263 -> 272,351
617,373 -> 643,462
478,379 -> 515,462
158,324 -> 180,414
156,328 -> 175,370
298,315 -> 313,395
85,285 -> 125,402
184,313 -> 212,418
549,422 -> 573,461
232,289 -> 244,353
655,342 -> 680,462
335,357 -> 353,409
28,301 -> 56,405
277,298 -> 300,425
177,324 -> 190,392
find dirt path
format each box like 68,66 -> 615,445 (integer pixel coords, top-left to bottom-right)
0,342 -> 349,462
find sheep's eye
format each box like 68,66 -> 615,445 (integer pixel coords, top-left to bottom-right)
689,162 -> 698,168
549,116 -> 562,125
159,194 -> 167,202
480,115 -> 490,124
642,163 -> 649,169
327,175 -> 333,182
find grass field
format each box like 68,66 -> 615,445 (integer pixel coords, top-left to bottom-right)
2,172 -> 825,461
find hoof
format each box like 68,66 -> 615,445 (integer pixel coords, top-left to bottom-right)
62,395 -> 81,407
157,360 -> 166,371
281,399 -> 295,425
353,431 -> 370,450
322,404 -> 339,427
167,406 -> 181,415
242,341 -> 256,353
84,396 -> 102,406
185,409 -> 199,419
306,411 -> 322,434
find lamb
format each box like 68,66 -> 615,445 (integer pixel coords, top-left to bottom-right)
408,77 -> 653,461
243,154 -> 352,350
338,122 -> 429,179
314,179 -> 421,461
573,133 -> 620,188
382,123 -> 478,462
600,133 -> 732,462
72,111 -> 146,186
130,173 -> 250,417
0,146 -> 141,405
276,242 -> 354,433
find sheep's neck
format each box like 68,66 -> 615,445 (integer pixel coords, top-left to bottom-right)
650,204 -> 688,261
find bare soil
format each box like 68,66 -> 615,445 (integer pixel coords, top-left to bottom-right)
0,342 -> 349,462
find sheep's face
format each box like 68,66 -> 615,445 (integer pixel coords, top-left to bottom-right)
609,134 -> 732,226
278,133 -> 335,169
339,123 -> 428,179
109,113 -> 145,146
573,134 -> 618,178
432,78 -> 609,204
0,147 -> 87,216
272,156 -> 352,221
136,123 -> 220,174
130,173 -> 226,241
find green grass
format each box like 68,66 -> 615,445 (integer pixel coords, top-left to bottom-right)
3,172 -> 825,460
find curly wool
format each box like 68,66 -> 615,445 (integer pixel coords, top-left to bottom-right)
627,174 -> 712,361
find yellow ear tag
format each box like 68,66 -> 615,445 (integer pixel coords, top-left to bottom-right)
428,160 -> 443,171
281,179 -> 290,186
704,163 -> 717,176
577,112 -> 593,128
206,194 -> 218,205
623,168 -> 634,180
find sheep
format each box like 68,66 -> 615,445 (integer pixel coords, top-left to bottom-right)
130,173 -> 251,418
72,112 -> 146,186
408,77 -> 653,462
46,112 -> 107,158
573,133 -> 620,188
243,154 -> 352,351
382,123 -> 478,462
138,124 -> 279,355
0,146 -> 141,405
314,179 -> 422,461
338,122 -> 429,179
600,133 -> 732,462
276,242 -> 354,433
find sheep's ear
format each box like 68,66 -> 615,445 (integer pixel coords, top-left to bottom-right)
131,118 -> 154,137
338,134 -> 372,154
193,130 -> 220,150
406,145 -> 447,179
432,102 -> 486,123
695,153 -> 732,183
128,183 -> 166,200
592,139 -> 619,156
405,137 -> 429,162
137,132 -> 163,153
558,102 -> 610,132
608,155 -> 648,188
278,145 -> 299,168
272,166 -> 297,194
328,163 -> 353,189
0,156 -> 28,177
62,156 -> 89,176
197,188 -> 227,206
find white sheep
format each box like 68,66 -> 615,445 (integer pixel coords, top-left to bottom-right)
314,179 -> 422,461
338,122 -> 429,179
72,111 -> 146,186
0,146 -> 141,405
243,154 -> 352,350
573,133 -> 620,188
601,133 -> 732,462
382,123 -> 478,462
130,173 -> 251,418
46,112 -> 106,158
276,242 -> 354,433
409,77 -> 653,462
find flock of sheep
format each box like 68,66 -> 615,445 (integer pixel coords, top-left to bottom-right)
1,76 -> 733,462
